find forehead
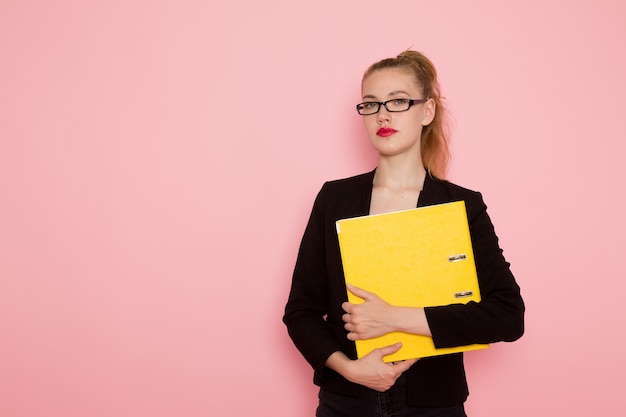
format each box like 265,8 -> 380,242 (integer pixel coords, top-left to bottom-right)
361,67 -> 421,98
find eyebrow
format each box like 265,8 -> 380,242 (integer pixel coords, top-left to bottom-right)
362,90 -> 412,100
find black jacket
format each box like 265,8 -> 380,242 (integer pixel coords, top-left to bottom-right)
283,170 -> 524,407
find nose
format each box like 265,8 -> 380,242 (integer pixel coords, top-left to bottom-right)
376,106 -> 391,124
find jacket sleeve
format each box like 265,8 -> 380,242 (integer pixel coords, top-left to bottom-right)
424,192 -> 525,348
283,183 -> 345,374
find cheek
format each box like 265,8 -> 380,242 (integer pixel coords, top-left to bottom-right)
363,117 -> 378,132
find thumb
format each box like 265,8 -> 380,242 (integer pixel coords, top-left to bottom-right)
375,342 -> 403,358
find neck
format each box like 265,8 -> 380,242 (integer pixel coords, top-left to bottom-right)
374,155 -> 427,190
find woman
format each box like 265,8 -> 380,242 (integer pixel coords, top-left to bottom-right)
283,50 -> 524,417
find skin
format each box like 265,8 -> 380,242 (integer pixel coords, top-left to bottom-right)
325,67 -> 436,392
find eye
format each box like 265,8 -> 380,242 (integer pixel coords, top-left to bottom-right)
361,102 -> 378,109
393,99 -> 409,106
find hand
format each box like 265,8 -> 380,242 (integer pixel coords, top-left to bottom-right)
342,284 -> 396,340
344,343 -> 418,392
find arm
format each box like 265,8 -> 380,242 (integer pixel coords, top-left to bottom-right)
325,345 -> 417,392
342,192 -> 524,349
283,182 -> 418,392
425,192 -> 525,348
283,184 -> 344,373
342,284 -> 432,340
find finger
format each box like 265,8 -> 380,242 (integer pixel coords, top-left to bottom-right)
342,312 -> 349,323
346,329 -> 358,341
346,284 -> 373,301
341,301 -> 352,313
391,358 -> 419,373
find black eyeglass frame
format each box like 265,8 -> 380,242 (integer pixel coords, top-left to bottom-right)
355,98 -> 429,115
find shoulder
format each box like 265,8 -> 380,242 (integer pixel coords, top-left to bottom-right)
311,170 -> 374,218
441,178 -> 481,199
424,176 -> 486,219
425,175 -> 482,199
324,170 -> 374,188
317,170 -> 374,199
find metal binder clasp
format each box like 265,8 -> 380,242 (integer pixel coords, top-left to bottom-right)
454,291 -> 473,298
448,254 -> 467,262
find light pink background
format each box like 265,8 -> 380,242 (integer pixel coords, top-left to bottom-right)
1,1 -> 625,416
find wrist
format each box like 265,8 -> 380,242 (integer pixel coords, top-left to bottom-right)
325,351 -> 354,379
394,306 -> 432,337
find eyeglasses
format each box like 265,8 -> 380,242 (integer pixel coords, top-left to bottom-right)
356,98 -> 428,115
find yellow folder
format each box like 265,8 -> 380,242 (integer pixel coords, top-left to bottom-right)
336,201 -> 488,362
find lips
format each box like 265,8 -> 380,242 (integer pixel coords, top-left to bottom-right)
377,127 -> 398,137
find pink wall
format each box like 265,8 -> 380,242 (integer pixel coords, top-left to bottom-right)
1,1 -> 625,416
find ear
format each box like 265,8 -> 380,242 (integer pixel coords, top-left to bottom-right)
421,98 -> 436,126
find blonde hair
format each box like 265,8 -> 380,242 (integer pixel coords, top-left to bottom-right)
363,50 -> 451,179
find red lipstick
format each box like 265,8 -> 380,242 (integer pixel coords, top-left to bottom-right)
377,127 -> 397,137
